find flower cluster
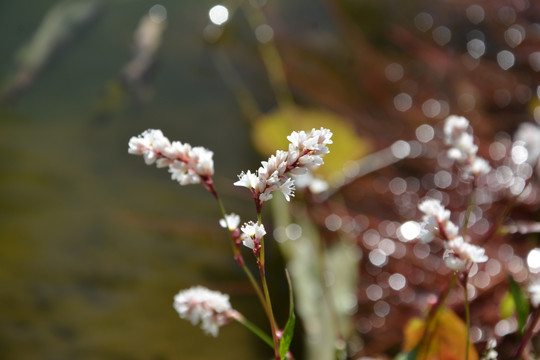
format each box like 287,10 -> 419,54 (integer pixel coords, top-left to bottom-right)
128,129 -> 214,186
444,115 -> 491,176
417,198 -> 488,271
234,128 -> 333,209
173,286 -> 233,337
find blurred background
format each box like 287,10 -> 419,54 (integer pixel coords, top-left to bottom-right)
1,0 -> 540,359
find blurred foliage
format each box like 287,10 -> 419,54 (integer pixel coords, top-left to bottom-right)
508,274 -> 530,334
402,307 -> 479,360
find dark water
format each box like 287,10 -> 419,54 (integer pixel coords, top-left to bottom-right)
0,1 -> 266,358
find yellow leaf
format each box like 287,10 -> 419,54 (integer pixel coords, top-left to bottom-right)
251,106 -> 371,178
403,307 -> 478,360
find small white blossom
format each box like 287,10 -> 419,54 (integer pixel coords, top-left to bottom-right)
234,170 -> 259,189
173,286 -> 232,337
240,221 -> 266,249
279,177 -> 295,201
219,213 -> 240,231
241,221 -> 266,238
128,129 -> 171,165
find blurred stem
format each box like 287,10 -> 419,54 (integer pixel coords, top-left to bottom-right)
257,212 -> 281,359
480,177 -> 531,245
212,50 -> 262,122
241,2 -> 295,109
462,186 -> 476,238
513,307 -> 540,359
232,311 -> 274,348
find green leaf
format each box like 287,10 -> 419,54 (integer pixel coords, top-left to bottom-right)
499,290 -> 515,319
508,274 -> 530,334
279,270 -> 296,359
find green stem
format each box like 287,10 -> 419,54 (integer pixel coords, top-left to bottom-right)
257,212 -> 281,359
232,311 -> 274,348
215,197 -> 269,326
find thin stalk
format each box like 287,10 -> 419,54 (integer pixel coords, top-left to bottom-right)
257,212 -> 281,359
214,197 -> 269,324
231,311 -> 274,348
241,2 -> 295,109
462,186 -> 476,238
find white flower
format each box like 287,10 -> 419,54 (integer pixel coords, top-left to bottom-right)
279,177 -> 295,201
219,213 -> 240,231
173,286 -> 232,337
529,280 -> 540,308
240,221 -> 266,249
446,236 -> 488,267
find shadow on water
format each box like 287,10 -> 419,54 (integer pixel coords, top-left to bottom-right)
0,1 -> 266,359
